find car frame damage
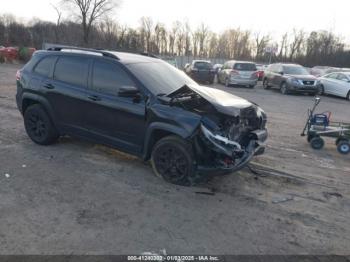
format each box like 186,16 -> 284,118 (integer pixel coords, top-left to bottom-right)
158,84 -> 268,178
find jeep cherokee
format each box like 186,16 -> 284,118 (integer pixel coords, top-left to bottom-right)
16,46 -> 267,186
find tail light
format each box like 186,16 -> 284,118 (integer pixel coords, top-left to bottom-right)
230,70 -> 239,75
16,70 -> 21,81
252,71 -> 259,78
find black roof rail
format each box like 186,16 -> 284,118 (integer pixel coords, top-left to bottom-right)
47,45 -> 119,60
139,52 -> 160,59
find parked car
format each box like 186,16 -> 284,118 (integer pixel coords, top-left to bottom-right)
185,60 -> 215,84
213,63 -> 223,74
16,46 -> 267,186
310,66 -> 340,77
263,63 -> 321,95
218,61 -> 258,88
319,72 -> 350,100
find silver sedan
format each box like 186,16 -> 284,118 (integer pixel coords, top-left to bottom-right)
319,72 -> 350,100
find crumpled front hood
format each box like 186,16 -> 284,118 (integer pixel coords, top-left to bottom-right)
187,84 -> 253,116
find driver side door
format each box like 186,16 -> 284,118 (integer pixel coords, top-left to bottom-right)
84,58 -> 146,155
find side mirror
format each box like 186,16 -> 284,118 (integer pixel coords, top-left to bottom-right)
118,86 -> 140,98
279,71 -> 284,75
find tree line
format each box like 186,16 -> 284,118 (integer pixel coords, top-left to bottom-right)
1,1 -> 350,67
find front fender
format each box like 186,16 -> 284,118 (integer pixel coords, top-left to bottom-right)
142,122 -> 198,160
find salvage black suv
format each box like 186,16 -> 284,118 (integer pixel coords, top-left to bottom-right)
16,46 -> 267,186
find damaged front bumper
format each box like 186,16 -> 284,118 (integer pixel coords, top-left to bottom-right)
196,124 -> 267,175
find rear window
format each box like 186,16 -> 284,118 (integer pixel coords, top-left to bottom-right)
193,62 -> 213,70
233,63 -> 256,71
34,56 -> 57,77
54,56 -> 89,87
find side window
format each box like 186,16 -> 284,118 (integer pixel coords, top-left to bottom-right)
34,56 -> 57,77
54,56 -> 89,87
337,74 -> 348,81
327,73 -> 338,79
92,60 -> 135,96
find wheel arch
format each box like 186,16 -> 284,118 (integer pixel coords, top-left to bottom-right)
142,122 -> 193,161
21,93 -> 57,126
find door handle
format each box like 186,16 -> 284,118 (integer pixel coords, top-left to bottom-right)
43,83 -> 55,89
87,95 -> 101,101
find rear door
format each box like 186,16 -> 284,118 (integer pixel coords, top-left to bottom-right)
272,64 -> 284,87
49,55 -> 91,132
265,64 -> 278,87
84,58 -> 146,154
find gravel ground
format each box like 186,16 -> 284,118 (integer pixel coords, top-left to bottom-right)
0,63 -> 349,254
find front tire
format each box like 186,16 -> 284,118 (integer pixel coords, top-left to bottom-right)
225,78 -> 230,87
24,104 -> 59,145
280,82 -> 289,95
318,85 -> 325,95
151,136 -> 195,186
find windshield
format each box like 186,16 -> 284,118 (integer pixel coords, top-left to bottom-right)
283,66 -> 309,75
194,61 -> 213,70
127,61 -> 198,95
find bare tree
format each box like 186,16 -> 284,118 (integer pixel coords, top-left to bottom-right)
63,0 -> 119,44
197,23 -> 209,56
51,4 -> 62,43
254,32 -> 270,60
278,33 -> 288,61
289,29 -> 305,60
139,17 -> 153,52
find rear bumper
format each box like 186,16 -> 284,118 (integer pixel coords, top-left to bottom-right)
190,72 -> 215,82
229,78 -> 257,86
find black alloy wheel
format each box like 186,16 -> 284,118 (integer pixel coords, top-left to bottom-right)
24,104 -> 59,145
151,136 -> 195,186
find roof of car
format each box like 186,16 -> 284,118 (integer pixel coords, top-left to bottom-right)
192,60 -> 211,63
277,63 -> 302,67
226,60 -> 256,64
37,48 -> 161,65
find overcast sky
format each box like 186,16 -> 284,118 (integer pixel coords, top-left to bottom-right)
2,0 -> 349,42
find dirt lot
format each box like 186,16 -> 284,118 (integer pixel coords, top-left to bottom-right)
0,63 -> 350,255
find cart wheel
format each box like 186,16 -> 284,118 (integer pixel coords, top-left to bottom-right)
310,136 -> 324,150
337,141 -> 350,154
307,132 -> 316,142
335,137 -> 347,146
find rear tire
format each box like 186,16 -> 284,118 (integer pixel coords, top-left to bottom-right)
24,104 -> 59,145
310,136 -> 324,150
263,78 -> 270,89
151,136 -> 195,186
346,91 -> 350,101
337,141 -> 350,154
